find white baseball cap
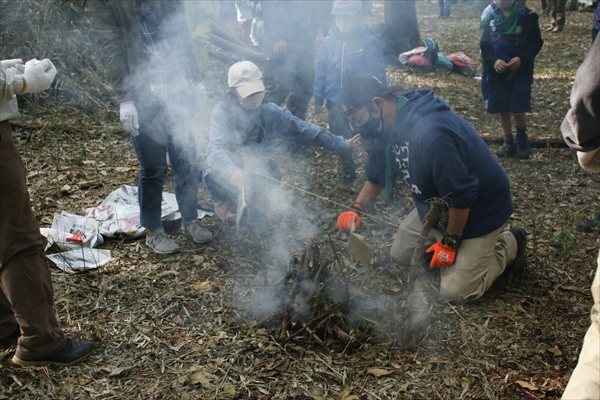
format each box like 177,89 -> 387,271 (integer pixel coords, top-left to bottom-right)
228,61 -> 265,99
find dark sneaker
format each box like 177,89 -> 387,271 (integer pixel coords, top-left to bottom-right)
574,215 -> 600,233
339,153 -> 357,183
183,220 -> 213,244
516,139 -> 532,159
12,338 -> 93,367
494,143 -> 516,158
146,227 -> 179,254
342,170 -> 357,184
505,227 -> 527,275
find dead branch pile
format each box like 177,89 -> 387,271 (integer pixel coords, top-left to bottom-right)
254,241 -> 364,350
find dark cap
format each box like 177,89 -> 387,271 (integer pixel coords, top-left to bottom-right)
339,76 -> 404,115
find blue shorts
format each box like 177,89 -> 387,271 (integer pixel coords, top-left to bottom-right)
487,78 -> 532,114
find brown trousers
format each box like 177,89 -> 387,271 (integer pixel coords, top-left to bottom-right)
0,120 -> 66,360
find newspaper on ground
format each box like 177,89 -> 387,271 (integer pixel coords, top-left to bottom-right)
43,185 -> 214,272
46,248 -> 113,274
41,211 -> 104,251
85,185 -> 213,238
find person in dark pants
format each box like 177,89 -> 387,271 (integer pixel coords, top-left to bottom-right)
313,0 -> 387,182
1,58 -> 93,367
260,1 -> 325,120
439,0 -> 451,18
546,0 -> 568,32
480,0 -> 543,159
86,0 -> 213,255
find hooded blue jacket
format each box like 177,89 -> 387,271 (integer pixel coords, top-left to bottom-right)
365,90 -> 513,239
314,26 -> 387,108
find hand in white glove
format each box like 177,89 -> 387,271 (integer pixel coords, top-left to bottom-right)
0,59 -> 23,70
120,101 -> 139,137
21,59 -> 57,94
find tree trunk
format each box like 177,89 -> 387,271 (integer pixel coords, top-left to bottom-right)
381,0 -> 421,61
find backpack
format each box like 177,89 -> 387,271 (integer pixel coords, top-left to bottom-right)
448,53 -> 477,77
407,54 -> 434,73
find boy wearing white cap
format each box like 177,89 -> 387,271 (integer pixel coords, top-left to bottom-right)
203,61 -> 361,220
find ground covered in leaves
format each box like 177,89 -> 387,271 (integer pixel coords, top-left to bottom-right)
1,2 -> 599,399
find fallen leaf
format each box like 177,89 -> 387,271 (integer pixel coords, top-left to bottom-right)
192,281 -> 219,292
338,382 -> 353,397
367,368 -> 392,377
223,384 -> 236,395
496,338 -> 514,350
547,347 -> 562,355
108,366 -> 131,377
559,285 -> 588,295
516,380 -> 538,391
189,372 -> 217,389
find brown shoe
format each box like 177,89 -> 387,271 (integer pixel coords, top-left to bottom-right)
12,338 -> 93,367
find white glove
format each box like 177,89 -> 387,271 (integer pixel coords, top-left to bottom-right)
21,59 -> 57,94
0,59 -> 23,70
120,101 -> 139,137
577,148 -> 600,173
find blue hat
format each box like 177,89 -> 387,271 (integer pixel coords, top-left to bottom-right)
339,76 -> 404,114
331,0 -> 362,15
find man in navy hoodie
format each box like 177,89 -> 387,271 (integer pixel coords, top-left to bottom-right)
337,76 -> 527,301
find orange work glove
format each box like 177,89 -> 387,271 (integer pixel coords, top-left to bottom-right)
337,203 -> 363,231
426,242 -> 457,269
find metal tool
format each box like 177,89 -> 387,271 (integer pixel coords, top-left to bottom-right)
236,185 -> 247,235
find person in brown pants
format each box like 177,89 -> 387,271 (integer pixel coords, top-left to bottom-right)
0,58 -> 93,366
547,0 -> 568,32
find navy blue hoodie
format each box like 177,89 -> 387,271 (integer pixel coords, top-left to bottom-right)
365,90 -> 513,239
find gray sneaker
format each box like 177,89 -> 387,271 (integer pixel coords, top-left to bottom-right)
146,227 -> 179,254
184,220 -> 213,244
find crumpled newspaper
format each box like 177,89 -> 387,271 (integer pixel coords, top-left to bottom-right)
46,248 -> 112,274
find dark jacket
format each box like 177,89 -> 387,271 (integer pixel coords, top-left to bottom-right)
86,0 -> 199,103
365,90 -> 513,239
314,26 -> 387,108
480,4 -> 543,85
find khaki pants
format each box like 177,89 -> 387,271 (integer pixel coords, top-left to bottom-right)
390,208 -> 518,301
562,251 -> 600,399
0,120 -> 66,360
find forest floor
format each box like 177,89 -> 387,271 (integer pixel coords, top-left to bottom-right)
1,2 -> 599,399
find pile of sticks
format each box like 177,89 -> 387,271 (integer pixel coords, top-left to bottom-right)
257,240 -> 365,348
256,202 -> 444,350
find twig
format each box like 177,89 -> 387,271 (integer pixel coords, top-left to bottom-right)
284,303 -> 344,341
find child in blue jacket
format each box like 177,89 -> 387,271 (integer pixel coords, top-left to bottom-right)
313,0 -> 386,182
480,0 -> 543,160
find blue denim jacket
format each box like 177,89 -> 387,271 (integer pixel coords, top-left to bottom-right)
206,96 -> 351,180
